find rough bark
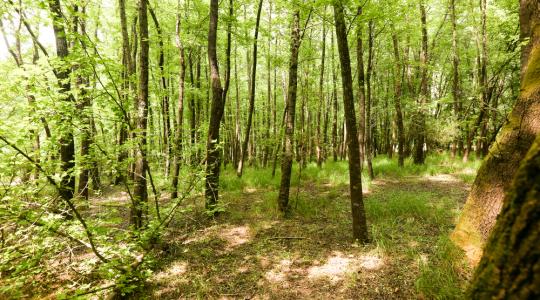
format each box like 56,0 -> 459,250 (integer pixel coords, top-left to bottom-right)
452,0 -> 540,264
467,132 -> 540,299
333,1 -> 369,242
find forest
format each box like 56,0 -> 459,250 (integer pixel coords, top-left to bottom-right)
0,0 -> 539,298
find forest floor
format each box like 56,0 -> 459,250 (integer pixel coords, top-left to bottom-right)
139,156 -> 477,299
2,155 -> 479,299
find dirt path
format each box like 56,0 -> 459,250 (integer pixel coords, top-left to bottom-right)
142,174 -> 471,299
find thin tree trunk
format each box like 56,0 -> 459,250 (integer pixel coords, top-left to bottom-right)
356,7 -> 366,169
391,30 -> 405,167
237,0 -> 263,177
413,1 -> 428,165
333,1 -> 369,242
205,0 -> 226,210
316,13 -> 326,168
365,20 -> 375,179
277,10 -> 303,213
171,9 -> 186,201
149,6 -> 171,178
131,0 -> 149,228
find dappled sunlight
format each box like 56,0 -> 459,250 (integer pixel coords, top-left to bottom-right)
425,174 -> 460,183
182,224 -> 252,251
307,251 -> 384,283
264,258 -> 294,284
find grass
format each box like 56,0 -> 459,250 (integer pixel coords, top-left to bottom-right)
142,152 -> 478,299
2,152 -> 478,298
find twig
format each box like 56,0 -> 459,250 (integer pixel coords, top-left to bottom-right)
267,236 -> 308,240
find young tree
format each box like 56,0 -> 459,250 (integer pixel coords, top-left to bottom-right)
205,0 -> 225,210
333,0 -> 369,242
131,0 -> 149,228
277,10 -> 303,213
237,0 -> 264,177
48,0 -> 76,201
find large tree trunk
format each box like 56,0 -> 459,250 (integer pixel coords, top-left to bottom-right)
452,0 -> 540,264
48,0 -> 76,201
277,10 -> 303,213
467,132 -> 540,299
333,1 -> 369,242
237,0 -> 263,177
205,0 -> 225,210
131,0 -> 149,229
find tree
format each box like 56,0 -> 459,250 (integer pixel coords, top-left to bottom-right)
277,9 -> 303,213
467,132 -> 540,298
48,0 -> 76,201
452,0 -> 540,262
205,0 -> 225,210
237,0 -> 264,177
131,0 -> 149,228
413,0 -> 429,165
333,0 -> 369,242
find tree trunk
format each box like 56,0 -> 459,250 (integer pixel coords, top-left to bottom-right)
149,6 -> 171,178
356,7 -> 366,169
237,0 -> 263,177
365,20 -> 375,179
171,10 -> 186,201
413,1 -> 428,165
452,1 -> 540,264
450,0 -> 462,158
48,0 -> 76,201
277,10 -> 303,213
391,30 -> 405,167
316,13 -> 326,168
131,0 -> 149,229
333,1 -> 369,242
467,132 -> 540,299
205,0 -> 225,210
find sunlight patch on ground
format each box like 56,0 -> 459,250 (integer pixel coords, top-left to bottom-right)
307,251 -> 384,283
154,261 -> 189,281
308,252 -> 351,283
182,224 -> 252,251
221,225 -> 251,250
425,174 -> 460,183
264,259 -> 293,285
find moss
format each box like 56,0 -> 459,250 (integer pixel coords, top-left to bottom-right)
522,41 -> 540,98
467,135 -> 540,299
